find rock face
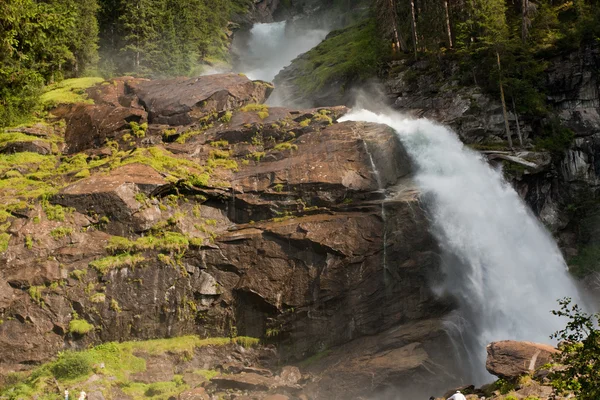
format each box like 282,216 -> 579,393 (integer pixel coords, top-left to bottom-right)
0,75 -> 456,398
130,74 -> 273,125
486,341 -> 559,379
385,42 -> 600,282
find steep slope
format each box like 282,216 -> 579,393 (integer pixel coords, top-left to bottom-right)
0,74 -> 457,398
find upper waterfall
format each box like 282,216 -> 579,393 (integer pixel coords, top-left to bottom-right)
232,21 -> 328,82
340,109 -> 584,384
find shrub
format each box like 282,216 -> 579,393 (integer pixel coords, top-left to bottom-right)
68,318 -> 94,335
50,351 -> 92,380
549,298 -> 600,400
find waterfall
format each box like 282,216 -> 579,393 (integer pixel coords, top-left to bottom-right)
232,21 -> 328,82
340,109 -> 584,384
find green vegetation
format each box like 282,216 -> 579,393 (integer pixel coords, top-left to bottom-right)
294,19 -> 387,96
50,227 -> 73,240
97,0 -> 238,78
535,119 -> 575,154
40,78 -> 104,108
90,253 -> 146,274
28,286 -> 44,305
0,334 -> 258,400
0,0 -> 100,127
68,318 -> 94,335
550,298 -> 600,399
0,233 -> 10,253
129,121 -> 148,138
90,292 -> 106,303
219,111 -> 233,123
273,142 -> 298,152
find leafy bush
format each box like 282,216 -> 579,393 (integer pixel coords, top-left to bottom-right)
68,318 -> 94,335
50,351 -> 92,380
550,298 -> 600,400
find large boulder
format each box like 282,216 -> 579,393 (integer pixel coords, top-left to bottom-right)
54,163 -> 168,234
63,103 -> 147,153
486,340 -> 560,379
129,73 -> 274,125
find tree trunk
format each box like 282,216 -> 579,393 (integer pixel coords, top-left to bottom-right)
444,0 -> 453,48
389,0 -> 407,52
521,0 -> 529,44
497,51 -> 513,149
410,0 -> 419,58
512,97 -> 524,147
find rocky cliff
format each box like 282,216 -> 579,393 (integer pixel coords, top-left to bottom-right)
382,42 -> 600,285
0,74 -> 458,398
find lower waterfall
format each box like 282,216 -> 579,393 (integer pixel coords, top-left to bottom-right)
340,109 -> 584,384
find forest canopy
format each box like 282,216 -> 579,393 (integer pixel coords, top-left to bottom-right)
0,0 -> 251,127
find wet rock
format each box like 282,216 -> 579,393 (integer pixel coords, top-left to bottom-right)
486,340 -> 559,379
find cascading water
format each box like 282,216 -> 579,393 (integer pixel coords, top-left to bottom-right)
232,21 -> 328,82
340,109 -> 584,384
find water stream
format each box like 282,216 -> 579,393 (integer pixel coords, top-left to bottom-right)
232,21 -> 328,83
340,109 -> 584,384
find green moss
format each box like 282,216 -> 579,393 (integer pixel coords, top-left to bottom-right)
299,119 -> 311,127
293,19 -> 387,96
312,112 -> 333,125
106,232 -> 191,255
50,227 -> 73,239
219,111 -> 233,123
43,201 -> 72,222
90,253 -> 146,274
110,299 -> 122,313
0,233 -> 10,252
273,184 -> 284,192
207,158 -> 238,171
68,318 -> 94,335
209,149 -> 230,159
129,121 -> 148,138
257,111 -> 269,120
40,77 -> 104,107
0,132 -> 46,146
193,369 -> 220,380
24,234 -> 33,249
210,140 -> 229,148
249,151 -> 265,161
90,292 -> 106,303
28,285 -> 44,304
240,103 -> 269,113
274,142 -> 298,151
175,129 -> 203,144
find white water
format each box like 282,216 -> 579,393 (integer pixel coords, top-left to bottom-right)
233,21 -> 328,82
340,109 -> 583,384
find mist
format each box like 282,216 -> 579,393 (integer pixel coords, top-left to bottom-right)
231,20 -> 328,83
